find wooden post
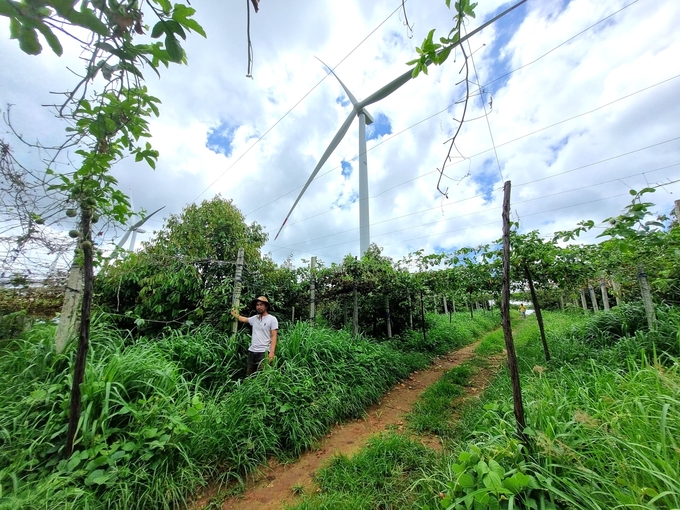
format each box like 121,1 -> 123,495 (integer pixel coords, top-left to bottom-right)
637,264 -> 657,329
231,248 -> 245,335
385,296 -> 392,339
588,283 -> 599,313
443,296 -> 448,315
580,289 -> 589,314
501,181 -> 528,443
54,264 -> 83,354
352,284 -> 359,337
525,264 -> 550,363
612,280 -> 622,307
408,291 -> 413,330
309,256 -> 316,323
600,281 -> 610,311
420,288 -> 427,345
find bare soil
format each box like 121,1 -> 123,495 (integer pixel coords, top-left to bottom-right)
193,340 -> 505,510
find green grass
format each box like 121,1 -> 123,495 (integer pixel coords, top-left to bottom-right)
287,433 -> 437,510
0,310 -> 499,509
292,305 -> 680,510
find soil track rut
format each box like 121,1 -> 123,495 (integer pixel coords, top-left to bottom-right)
195,339 -> 503,510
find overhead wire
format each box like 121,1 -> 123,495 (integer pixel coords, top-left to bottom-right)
262,136 -> 680,239
192,0 -> 410,204
272,169 -> 680,253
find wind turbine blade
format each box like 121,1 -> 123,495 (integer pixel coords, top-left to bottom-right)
129,206 -> 165,230
316,57 -> 373,125
358,68 -> 413,109
315,57 -> 359,106
114,206 -> 165,251
275,109 -> 358,240
359,0 -> 529,110
116,229 -> 133,249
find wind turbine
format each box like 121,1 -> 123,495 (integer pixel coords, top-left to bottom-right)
274,1 -> 527,255
111,204 -> 165,257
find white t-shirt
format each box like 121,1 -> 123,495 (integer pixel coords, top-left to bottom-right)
247,314 -> 279,352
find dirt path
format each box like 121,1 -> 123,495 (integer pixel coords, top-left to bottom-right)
193,339 -> 504,510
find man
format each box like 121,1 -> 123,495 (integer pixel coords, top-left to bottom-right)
519,303 -> 527,319
231,296 -> 279,375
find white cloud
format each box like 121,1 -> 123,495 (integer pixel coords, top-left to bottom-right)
2,0 -> 679,271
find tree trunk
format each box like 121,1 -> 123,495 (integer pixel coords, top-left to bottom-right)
501,181 -> 528,443
588,283 -> 599,313
66,207 -> 93,456
54,264 -> 83,354
469,300 -> 474,319
443,296 -> 448,314
637,264 -> 657,329
524,264 -> 550,363
452,300 -> 456,313
292,305 -> 295,322
559,294 -> 565,311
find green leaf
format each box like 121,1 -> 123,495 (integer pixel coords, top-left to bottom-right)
85,469 -> 110,485
17,26 -> 43,55
67,7 -> 109,36
156,0 -> 172,14
34,22 -> 63,55
150,21 -> 165,39
164,33 -> 183,63
456,472 -> 475,489
164,19 -> 186,39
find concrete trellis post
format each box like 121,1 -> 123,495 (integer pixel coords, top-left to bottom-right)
612,280 -> 622,307
637,264 -> 657,329
588,284 -> 599,313
600,281 -> 610,311
580,289 -> 588,314
55,265 -> 83,354
231,248 -> 245,335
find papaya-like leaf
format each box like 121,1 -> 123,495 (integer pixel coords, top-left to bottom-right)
164,33 -> 183,62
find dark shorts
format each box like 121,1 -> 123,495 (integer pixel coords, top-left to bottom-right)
247,351 -> 266,376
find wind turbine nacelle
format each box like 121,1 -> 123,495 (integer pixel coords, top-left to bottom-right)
135,228 -> 146,234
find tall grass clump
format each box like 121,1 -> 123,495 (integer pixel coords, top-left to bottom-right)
1,310 -> 498,509
0,316 -> 207,510
419,307 -> 680,509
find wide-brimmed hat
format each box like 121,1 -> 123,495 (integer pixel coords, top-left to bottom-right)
251,295 -> 272,310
